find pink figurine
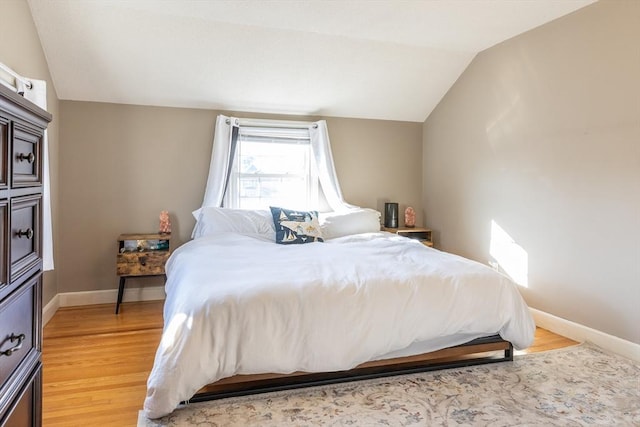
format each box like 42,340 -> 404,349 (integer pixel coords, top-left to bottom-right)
404,207 -> 416,228
159,210 -> 171,234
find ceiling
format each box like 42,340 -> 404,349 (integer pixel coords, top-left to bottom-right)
28,0 -> 595,123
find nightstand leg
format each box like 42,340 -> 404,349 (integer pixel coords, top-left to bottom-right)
115,276 -> 126,314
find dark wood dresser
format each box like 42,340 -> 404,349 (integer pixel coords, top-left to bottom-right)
0,84 -> 51,426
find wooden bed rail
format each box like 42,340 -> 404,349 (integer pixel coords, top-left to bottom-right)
185,335 -> 513,404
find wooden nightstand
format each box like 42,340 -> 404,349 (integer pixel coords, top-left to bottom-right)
382,226 -> 433,247
115,233 -> 170,314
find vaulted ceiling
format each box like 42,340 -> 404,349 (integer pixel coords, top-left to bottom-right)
28,0 -> 595,122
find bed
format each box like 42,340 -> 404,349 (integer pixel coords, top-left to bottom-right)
143,207 -> 536,419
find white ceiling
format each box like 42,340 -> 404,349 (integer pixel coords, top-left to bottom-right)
28,0 -> 595,122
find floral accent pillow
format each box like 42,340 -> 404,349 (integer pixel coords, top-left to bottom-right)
270,207 -> 324,244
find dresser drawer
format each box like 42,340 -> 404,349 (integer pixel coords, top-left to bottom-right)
11,123 -> 42,188
10,195 -> 41,283
117,251 -> 169,276
0,279 -> 37,394
0,363 -> 40,427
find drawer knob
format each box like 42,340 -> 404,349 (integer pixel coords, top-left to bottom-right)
16,152 -> 35,164
16,228 -> 34,239
0,333 -> 26,357
139,256 -> 147,266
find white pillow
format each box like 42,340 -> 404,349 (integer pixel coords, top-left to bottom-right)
319,208 -> 381,239
192,207 -> 275,239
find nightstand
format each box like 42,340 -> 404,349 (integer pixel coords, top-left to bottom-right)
115,233 -> 170,314
382,227 -> 433,247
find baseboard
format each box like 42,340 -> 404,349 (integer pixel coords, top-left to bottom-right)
42,293 -> 60,327
530,307 -> 640,362
57,285 -> 166,307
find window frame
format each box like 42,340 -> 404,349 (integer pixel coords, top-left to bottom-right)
223,125 -> 319,210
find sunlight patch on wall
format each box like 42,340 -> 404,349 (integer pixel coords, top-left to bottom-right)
490,220 -> 529,287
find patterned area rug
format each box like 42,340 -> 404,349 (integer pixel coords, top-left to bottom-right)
138,343 -> 640,426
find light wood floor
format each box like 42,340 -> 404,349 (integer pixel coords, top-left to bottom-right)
42,300 -> 578,426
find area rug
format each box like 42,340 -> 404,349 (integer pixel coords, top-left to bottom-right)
138,343 -> 640,426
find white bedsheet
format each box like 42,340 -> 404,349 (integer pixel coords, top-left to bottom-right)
144,232 -> 535,419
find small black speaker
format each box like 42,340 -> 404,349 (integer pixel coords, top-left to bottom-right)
384,202 -> 398,228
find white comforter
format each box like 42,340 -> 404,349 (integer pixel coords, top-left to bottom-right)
144,232 -> 535,419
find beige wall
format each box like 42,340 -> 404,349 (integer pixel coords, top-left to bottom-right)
58,102 -> 422,294
325,117 -> 423,217
423,0 -> 639,343
0,0 -> 60,305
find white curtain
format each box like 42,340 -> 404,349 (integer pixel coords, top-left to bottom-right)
198,115 -> 237,213
308,120 -> 355,212
197,115 -> 353,215
20,79 -> 54,271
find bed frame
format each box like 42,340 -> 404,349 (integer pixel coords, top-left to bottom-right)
185,334 -> 512,404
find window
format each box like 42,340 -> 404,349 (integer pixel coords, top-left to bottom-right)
224,126 -> 319,210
